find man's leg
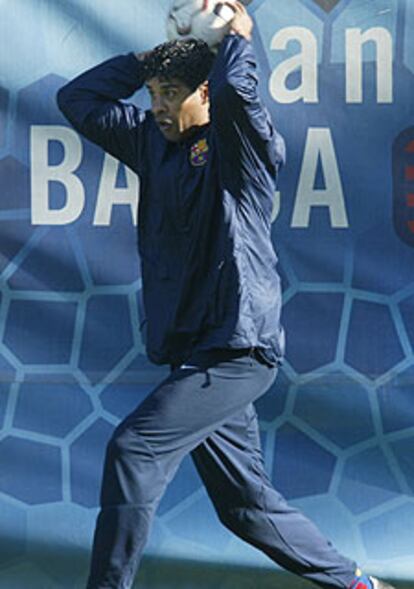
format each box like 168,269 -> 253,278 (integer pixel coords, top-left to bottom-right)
191,403 -> 357,589
86,349 -> 277,589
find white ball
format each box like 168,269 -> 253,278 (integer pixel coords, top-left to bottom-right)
166,0 -> 236,49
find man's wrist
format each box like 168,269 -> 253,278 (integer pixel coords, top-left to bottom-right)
228,26 -> 252,41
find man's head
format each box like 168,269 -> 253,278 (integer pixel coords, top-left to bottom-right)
145,39 -> 215,142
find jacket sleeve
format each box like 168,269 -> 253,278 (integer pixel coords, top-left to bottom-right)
56,53 -> 149,175
208,34 -> 285,182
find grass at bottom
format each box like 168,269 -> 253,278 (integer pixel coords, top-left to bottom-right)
2,552 -> 411,588
134,557 -> 414,589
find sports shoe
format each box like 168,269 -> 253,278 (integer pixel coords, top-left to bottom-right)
349,572 -> 396,589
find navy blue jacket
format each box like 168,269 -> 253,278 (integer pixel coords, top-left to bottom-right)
57,34 -> 286,366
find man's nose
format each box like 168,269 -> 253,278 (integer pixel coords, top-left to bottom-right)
152,96 -> 166,115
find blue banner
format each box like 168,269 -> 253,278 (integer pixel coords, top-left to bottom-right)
0,0 -> 413,586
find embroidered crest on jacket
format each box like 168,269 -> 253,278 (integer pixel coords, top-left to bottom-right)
190,139 -> 209,167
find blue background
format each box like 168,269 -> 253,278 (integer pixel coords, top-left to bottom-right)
0,0 -> 413,586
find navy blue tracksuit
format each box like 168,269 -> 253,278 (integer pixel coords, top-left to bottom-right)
58,34 -> 357,589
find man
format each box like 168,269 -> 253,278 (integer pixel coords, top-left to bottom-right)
57,3 -> 394,589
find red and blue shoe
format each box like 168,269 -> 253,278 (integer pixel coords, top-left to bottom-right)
349,570 -> 396,589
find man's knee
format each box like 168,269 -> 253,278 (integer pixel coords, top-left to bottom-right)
106,424 -> 155,464
216,504 -> 246,534
216,503 -> 268,542
101,426 -> 161,506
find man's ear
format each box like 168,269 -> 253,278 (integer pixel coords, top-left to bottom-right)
199,81 -> 209,105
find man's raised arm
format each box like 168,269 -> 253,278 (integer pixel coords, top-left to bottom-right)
57,52 -> 151,174
208,2 -> 285,178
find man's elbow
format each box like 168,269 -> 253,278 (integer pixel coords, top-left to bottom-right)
56,84 -> 71,116
55,83 -> 85,130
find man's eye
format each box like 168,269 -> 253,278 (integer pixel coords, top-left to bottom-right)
165,90 -> 177,99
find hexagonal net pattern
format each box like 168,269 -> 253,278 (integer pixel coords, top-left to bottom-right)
0,0 -> 413,587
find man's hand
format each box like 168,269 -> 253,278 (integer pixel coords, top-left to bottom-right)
226,1 -> 253,41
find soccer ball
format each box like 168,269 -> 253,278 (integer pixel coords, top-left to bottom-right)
166,0 -> 237,49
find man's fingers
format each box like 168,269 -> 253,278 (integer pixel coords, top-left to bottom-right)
222,1 -> 245,15
222,0 -> 253,40
233,1 -> 247,14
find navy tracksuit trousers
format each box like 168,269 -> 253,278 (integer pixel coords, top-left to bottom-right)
86,349 -> 356,589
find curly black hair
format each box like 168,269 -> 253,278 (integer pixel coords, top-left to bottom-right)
144,39 -> 216,91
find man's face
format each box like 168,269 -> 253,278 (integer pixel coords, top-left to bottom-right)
147,77 -> 209,143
